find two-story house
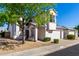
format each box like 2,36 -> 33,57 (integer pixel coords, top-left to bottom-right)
8,9 -> 78,42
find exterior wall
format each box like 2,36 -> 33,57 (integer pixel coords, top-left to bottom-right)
9,24 -> 21,39
60,30 -> 64,39
68,31 -> 75,35
14,25 -> 21,39
35,27 -> 38,41
8,24 -> 13,38
45,30 -> 52,38
45,30 -> 61,41
28,26 -> 36,41
9,24 -> 36,40
47,22 -> 56,30
63,30 -> 78,39
51,30 -> 60,39
63,30 -> 68,39
75,30 -> 78,38
68,30 -> 78,39
38,27 -> 45,40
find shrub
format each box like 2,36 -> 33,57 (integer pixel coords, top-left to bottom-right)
54,39 -> 59,44
67,34 -> 75,40
43,37 -> 51,42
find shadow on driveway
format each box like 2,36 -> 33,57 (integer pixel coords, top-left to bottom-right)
45,44 -> 79,56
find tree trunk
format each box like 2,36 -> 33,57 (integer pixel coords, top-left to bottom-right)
22,18 -> 26,44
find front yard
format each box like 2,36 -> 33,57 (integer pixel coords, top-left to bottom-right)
0,38 -> 53,55
0,38 -> 79,55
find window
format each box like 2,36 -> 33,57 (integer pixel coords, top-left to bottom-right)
52,16 -> 55,22
50,15 -> 55,22
50,15 -> 52,22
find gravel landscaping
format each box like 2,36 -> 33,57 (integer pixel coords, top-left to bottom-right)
0,39 -> 53,55
0,38 -> 79,55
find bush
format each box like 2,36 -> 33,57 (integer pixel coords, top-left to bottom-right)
43,37 -> 51,42
67,34 -> 75,40
54,39 -> 59,44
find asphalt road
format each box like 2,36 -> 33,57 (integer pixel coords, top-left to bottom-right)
45,44 -> 79,56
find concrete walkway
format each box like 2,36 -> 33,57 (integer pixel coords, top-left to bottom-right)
2,39 -> 79,56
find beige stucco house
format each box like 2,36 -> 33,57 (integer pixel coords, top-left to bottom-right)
8,9 -> 78,42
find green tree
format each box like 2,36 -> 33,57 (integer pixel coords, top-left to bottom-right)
0,12 -> 19,29
0,3 -> 56,44
0,13 -> 6,26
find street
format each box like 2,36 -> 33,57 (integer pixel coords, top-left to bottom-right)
45,44 -> 79,56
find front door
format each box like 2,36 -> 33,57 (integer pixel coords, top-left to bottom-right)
26,30 -> 29,39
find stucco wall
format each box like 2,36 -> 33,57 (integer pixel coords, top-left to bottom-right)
75,30 -> 78,38
45,30 -> 61,41
9,24 -> 22,39
68,30 -> 78,38
45,30 -> 52,38
68,31 -> 75,35
47,22 -> 56,30
38,27 -> 45,40
51,30 -> 60,39
60,30 -> 64,39
63,30 -> 78,39
9,24 -> 13,38
14,25 -> 21,39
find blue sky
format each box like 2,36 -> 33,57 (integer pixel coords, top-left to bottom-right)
1,3 -> 79,29
56,3 -> 79,28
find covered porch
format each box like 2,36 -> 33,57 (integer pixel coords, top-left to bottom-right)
26,22 -> 38,42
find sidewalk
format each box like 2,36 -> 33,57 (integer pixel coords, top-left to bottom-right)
2,39 -> 79,56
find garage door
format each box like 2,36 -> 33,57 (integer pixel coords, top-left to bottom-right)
52,30 -> 60,39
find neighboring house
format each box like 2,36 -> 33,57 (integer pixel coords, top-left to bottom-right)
56,26 -> 78,39
8,9 -> 78,41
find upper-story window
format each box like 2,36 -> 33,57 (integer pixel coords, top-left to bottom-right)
50,15 -> 55,23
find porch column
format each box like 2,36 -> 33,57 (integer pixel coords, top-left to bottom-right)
35,27 -> 38,42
